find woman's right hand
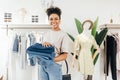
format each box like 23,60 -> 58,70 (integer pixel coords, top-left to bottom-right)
42,42 -> 51,47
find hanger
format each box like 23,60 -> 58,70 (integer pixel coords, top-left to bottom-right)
107,30 -> 119,39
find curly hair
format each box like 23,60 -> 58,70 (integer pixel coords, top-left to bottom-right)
46,7 -> 62,19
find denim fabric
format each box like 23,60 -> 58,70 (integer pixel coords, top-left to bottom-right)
12,35 -> 21,52
27,51 -> 55,66
39,62 -> 62,80
26,43 -> 55,66
28,33 -> 36,46
27,43 -> 54,54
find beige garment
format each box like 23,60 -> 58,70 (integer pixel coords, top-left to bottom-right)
43,30 -> 71,65
74,33 -> 99,75
116,34 -> 120,70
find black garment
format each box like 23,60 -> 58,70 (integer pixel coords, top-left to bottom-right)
105,35 -> 117,80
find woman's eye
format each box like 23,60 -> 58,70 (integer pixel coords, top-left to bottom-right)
49,18 -> 59,21
55,18 -> 59,20
50,18 -> 53,20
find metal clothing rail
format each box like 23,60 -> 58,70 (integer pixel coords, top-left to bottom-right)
0,24 -> 51,36
99,24 -> 120,29
1,24 -> 51,30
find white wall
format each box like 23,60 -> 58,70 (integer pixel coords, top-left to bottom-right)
54,0 -> 120,35
0,0 -> 47,24
0,0 -> 120,80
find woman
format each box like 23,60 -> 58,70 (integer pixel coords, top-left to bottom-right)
39,7 -> 70,80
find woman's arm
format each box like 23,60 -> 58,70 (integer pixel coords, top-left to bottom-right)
54,52 -> 68,62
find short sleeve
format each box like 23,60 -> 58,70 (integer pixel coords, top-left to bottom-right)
61,33 -> 71,53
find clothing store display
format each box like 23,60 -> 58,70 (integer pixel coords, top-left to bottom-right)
62,60 -> 71,80
74,33 -> 99,75
26,43 -> 55,66
6,25 -> 52,80
105,35 -> 117,80
12,34 -> 27,69
11,28 -> 70,80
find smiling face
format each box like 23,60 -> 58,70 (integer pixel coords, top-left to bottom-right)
48,13 -> 61,31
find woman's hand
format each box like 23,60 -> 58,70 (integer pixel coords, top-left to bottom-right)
42,42 -> 51,47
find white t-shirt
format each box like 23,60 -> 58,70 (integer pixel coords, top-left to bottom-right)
43,30 -> 70,56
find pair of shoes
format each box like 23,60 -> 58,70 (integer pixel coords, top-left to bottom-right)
0,76 -> 3,80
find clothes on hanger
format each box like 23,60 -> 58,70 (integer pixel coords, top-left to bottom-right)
114,33 -> 120,80
12,32 -> 45,68
12,34 -> 21,53
104,34 -> 117,80
115,33 -> 120,70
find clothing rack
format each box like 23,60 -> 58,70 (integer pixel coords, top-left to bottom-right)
99,24 -> 120,29
0,24 -> 51,36
100,24 -> 120,80
0,24 -> 52,80
1,24 -> 51,30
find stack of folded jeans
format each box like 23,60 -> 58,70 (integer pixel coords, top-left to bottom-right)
26,43 -> 55,66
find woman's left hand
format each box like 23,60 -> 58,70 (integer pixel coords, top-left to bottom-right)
42,42 -> 51,47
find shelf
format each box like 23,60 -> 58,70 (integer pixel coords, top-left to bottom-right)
99,24 -> 120,29
1,24 -> 51,30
